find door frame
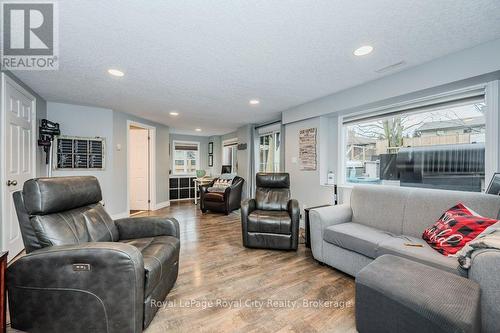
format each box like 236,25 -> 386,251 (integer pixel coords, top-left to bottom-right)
1,73 -> 37,255
126,120 -> 156,214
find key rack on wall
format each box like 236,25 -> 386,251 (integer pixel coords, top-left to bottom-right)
54,136 -> 106,170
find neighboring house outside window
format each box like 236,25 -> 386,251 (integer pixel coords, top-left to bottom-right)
343,99 -> 487,192
173,141 -> 199,175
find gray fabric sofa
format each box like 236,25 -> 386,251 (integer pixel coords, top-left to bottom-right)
310,185 -> 500,333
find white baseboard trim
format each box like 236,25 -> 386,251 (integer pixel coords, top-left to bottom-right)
155,201 -> 170,210
110,211 -> 130,220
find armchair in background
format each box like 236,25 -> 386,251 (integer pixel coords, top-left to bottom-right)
199,176 -> 244,215
241,173 -> 300,250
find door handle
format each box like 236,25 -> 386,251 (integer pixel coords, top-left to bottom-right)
7,180 -> 17,186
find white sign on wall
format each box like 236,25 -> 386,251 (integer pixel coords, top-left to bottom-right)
299,127 -> 317,171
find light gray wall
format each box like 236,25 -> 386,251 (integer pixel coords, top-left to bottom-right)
236,124 -> 253,198
47,102 -> 117,211
208,135 -> 222,176
282,39 -> 500,209
283,38 -> 500,124
221,131 -> 238,142
47,102 -> 170,216
112,111 -> 170,210
285,117 -> 333,217
1,71 -> 47,177
169,133 -> 209,174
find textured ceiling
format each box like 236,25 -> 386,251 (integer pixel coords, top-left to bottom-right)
13,0 -> 500,136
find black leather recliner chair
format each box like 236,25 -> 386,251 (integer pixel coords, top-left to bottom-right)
8,176 -> 180,333
200,176 -> 244,215
241,173 -> 299,250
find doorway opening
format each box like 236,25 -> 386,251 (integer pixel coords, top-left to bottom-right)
127,121 -> 156,215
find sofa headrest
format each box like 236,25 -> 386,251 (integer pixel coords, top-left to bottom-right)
23,176 -> 102,215
256,173 -> 290,189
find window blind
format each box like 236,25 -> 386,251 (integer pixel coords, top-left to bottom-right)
174,142 -> 198,151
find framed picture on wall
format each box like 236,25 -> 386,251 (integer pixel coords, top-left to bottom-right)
486,172 -> 500,195
208,142 -> 213,154
208,154 -> 213,167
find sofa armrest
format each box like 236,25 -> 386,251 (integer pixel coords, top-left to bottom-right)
288,199 -> 300,249
468,249 -> 500,333
309,204 -> 352,261
241,198 -> 256,246
7,242 -> 144,333
199,180 -> 215,194
115,216 -> 180,240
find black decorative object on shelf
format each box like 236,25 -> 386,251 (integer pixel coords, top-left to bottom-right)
238,143 -> 247,150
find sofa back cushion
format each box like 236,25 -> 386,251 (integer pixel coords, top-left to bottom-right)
255,173 -> 290,211
23,176 -> 103,215
403,188 -> 500,238
349,185 -> 500,239
19,176 -> 119,249
350,185 -> 409,234
31,203 -> 118,247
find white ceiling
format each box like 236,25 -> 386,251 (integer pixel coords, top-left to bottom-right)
13,0 -> 500,136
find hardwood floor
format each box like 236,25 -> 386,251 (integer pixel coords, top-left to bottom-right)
7,201 -> 356,333
144,202 -> 356,333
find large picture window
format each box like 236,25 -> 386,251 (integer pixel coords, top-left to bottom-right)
173,141 -> 199,175
343,96 -> 487,192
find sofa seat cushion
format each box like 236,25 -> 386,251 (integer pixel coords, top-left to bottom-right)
376,235 -> 464,276
323,223 -> 394,258
247,210 -> 291,234
204,192 -> 225,202
121,235 -> 180,295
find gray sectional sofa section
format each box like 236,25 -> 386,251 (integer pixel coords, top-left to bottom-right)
309,185 -> 500,333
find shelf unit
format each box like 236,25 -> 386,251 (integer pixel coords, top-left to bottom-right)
169,176 -> 198,201
54,136 -> 105,170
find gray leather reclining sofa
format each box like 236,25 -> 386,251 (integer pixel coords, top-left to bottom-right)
310,185 -> 500,333
8,176 -> 180,333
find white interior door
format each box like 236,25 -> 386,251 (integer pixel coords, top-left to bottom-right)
129,128 -> 149,211
2,75 -> 36,260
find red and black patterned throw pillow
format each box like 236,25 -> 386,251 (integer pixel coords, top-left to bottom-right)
422,203 -> 498,256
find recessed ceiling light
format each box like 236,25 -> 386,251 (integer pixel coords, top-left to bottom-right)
195,128 -> 202,132
353,45 -> 373,56
249,99 -> 260,105
169,111 -> 179,116
108,68 -> 124,77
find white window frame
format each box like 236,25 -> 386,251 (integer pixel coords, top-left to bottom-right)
258,130 -> 281,173
337,81 -> 499,191
172,140 -> 200,175
222,138 -> 238,172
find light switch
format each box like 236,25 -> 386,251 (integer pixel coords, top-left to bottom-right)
116,144 -> 122,151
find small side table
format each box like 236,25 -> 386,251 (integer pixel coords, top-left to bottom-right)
193,178 -> 214,204
0,251 -> 7,333
304,205 -> 331,248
